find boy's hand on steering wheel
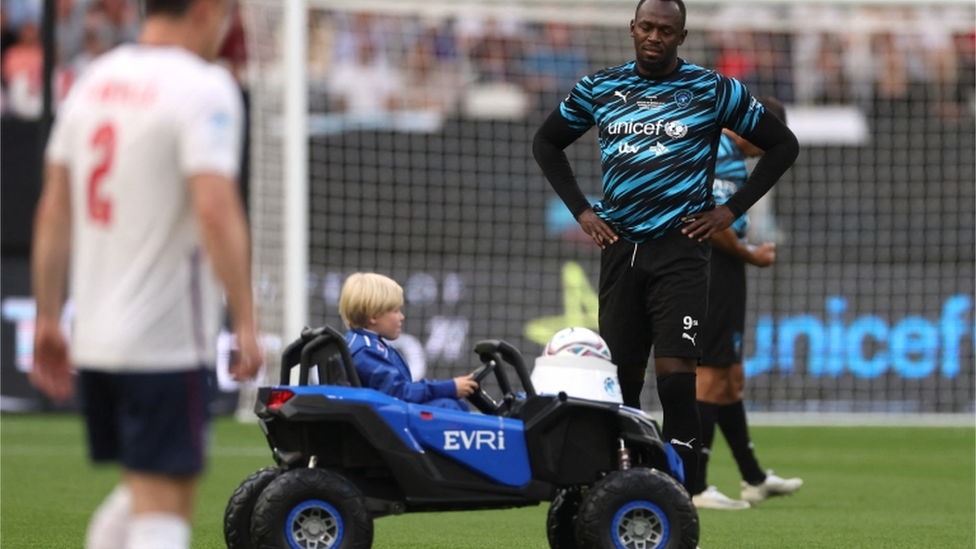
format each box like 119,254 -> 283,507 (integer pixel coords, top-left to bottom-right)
454,374 -> 479,398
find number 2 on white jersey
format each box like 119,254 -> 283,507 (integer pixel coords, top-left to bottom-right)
87,123 -> 115,225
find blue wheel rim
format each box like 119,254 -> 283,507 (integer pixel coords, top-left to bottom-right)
285,499 -> 344,549
611,500 -> 669,549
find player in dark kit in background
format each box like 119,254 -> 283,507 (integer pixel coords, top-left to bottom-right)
692,97 -> 803,510
532,0 -> 798,496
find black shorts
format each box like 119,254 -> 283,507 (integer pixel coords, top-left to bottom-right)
701,249 -> 747,366
598,228 -> 711,381
79,367 -> 212,476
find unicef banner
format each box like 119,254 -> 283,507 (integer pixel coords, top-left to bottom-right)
746,295 -> 972,381
736,257 -> 974,413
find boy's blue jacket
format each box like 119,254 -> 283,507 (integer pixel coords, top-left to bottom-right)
345,328 -> 458,404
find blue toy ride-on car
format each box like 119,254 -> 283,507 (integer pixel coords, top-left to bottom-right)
224,326 -> 699,549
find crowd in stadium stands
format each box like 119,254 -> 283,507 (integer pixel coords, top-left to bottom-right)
310,12 -> 593,119
311,8 -> 975,123
1,0 -> 137,117
703,4 -> 975,121
298,12 -> 595,129
1,4 -> 973,122
0,0 -> 244,118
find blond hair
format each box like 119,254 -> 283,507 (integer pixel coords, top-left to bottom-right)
339,273 -> 404,329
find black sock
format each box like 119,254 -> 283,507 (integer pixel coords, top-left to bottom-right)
620,380 -> 644,409
694,401 -> 719,495
717,400 -> 766,485
657,372 -> 701,493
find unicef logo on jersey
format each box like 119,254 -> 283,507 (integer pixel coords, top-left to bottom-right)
665,121 -> 688,139
674,90 -> 694,108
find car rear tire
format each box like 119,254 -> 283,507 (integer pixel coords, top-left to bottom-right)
251,468 -> 373,549
225,466 -> 279,549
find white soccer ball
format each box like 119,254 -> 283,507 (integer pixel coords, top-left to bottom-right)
543,327 -> 612,361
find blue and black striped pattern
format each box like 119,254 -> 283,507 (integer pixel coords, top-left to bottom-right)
559,59 -> 764,242
713,133 -> 750,239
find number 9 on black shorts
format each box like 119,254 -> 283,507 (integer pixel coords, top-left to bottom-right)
598,228 -> 711,373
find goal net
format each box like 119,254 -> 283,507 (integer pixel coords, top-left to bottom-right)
239,0 -> 975,419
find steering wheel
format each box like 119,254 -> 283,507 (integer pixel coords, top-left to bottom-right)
471,361 -> 495,384
466,340 -> 535,416
466,360 -> 499,415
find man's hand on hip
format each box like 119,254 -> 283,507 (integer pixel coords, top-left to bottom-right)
681,205 -> 735,242
578,208 -> 619,249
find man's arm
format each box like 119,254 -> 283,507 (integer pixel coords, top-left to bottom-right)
190,173 -> 262,380
30,162 -> 74,401
711,228 -> 776,267
682,111 -> 798,241
725,110 -> 799,218
354,346 -> 456,402
533,108 -> 619,248
533,108 -> 590,217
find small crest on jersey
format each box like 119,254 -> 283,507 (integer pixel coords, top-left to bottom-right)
665,120 -> 688,139
210,111 -> 231,129
674,90 -> 693,108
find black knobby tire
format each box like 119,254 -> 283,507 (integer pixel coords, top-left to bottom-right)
547,487 -> 582,549
250,468 -> 374,549
225,466 -> 280,549
575,468 -> 698,549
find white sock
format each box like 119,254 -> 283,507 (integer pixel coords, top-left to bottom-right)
86,484 -> 132,549
126,513 -> 190,549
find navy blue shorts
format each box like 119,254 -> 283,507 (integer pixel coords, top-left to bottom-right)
599,228 -> 711,382
701,249 -> 747,366
78,368 -> 212,476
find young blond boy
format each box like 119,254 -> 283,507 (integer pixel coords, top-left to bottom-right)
340,273 -> 478,411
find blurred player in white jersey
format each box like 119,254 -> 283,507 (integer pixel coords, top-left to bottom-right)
30,0 -> 262,547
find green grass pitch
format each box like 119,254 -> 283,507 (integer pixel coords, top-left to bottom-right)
1,414 -> 973,548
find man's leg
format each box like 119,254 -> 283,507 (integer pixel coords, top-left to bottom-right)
714,363 -> 802,504
126,473 -> 198,549
694,244 -> 756,508
715,364 -> 765,486
598,241 -> 653,410
694,399 -> 718,495
655,357 -> 701,494
86,484 -> 132,549
79,368 -> 210,549
80,372 -> 134,549
118,369 -> 211,549
643,231 -> 711,494
618,365 -> 647,409
694,366 -> 730,495
691,365 -> 749,509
